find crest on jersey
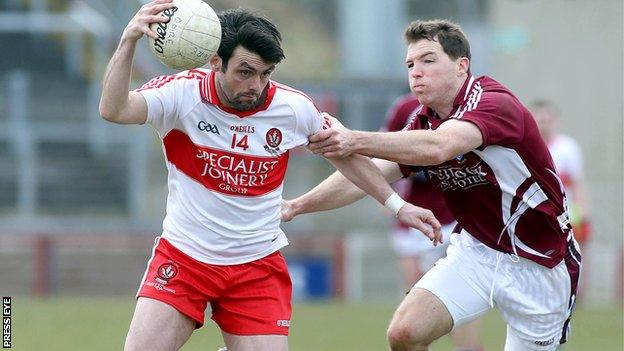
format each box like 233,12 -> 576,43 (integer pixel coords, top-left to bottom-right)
264,128 -> 283,156
156,262 -> 178,284
265,128 -> 283,148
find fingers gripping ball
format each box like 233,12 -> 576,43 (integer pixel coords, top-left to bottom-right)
149,0 -> 221,70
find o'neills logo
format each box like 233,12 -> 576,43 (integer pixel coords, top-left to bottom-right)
164,130 -> 288,197
428,163 -> 488,191
153,7 -> 178,54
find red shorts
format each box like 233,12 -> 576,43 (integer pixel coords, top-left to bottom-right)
137,237 -> 292,335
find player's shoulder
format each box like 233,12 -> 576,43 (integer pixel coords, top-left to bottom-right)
475,76 -> 516,101
271,81 -> 318,111
473,76 -> 524,113
137,68 -> 209,92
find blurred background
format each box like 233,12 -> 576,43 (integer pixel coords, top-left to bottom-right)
0,0 -> 622,350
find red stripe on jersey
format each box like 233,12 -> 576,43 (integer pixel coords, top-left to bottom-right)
136,70 -> 207,92
163,130 -> 289,197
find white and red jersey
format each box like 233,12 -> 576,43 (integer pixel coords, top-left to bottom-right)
400,75 -> 577,268
136,68 -> 323,265
547,134 -> 583,201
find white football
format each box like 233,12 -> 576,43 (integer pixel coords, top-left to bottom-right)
148,0 -> 221,70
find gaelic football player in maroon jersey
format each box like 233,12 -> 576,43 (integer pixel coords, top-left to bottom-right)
383,94 -> 485,351
284,20 -> 581,351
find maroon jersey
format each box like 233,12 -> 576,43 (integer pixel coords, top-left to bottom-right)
383,95 -> 455,227
400,75 -> 575,268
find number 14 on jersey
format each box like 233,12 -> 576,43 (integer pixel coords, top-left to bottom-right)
231,134 -> 249,151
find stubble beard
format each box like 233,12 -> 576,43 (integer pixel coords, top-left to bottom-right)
229,94 -> 260,111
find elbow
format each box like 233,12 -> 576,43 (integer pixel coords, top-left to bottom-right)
425,133 -> 456,165
417,140 -> 456,166
99,102 -> 113,122
99,102 -> 120,123
426,148 -> 450,165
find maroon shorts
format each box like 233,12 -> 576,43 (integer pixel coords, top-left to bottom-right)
137,237 -> 292,335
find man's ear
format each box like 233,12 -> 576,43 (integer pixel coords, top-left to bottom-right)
210,54 -> 223,72
458,57 -> 470,76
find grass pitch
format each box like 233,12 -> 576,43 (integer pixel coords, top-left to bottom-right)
12,297 -> 623,350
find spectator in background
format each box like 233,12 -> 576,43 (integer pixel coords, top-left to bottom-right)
530,100 -> 592,246
383,94 -> 485,351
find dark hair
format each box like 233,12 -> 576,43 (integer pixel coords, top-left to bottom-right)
217,8 -> 285,68
404,19 -> 471,61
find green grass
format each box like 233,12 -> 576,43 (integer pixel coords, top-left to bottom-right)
11,297 -> 623,350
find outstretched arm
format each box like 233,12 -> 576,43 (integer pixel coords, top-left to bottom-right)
283,159 -> 401,217
283,156 -> 443,244
284,157 -> 401,216
308,115 -> 483,166
99,0 -> 175,124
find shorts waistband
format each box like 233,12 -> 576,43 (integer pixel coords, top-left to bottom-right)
452,230 -> 549,270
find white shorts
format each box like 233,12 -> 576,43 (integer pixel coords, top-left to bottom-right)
415,230 -> 581,350
390,221 -> 456,258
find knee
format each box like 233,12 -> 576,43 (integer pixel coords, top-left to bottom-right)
387,319 -> 432,350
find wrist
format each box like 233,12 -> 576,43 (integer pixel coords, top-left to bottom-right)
120,32 -> 141,46
384,192 -> 407,217
351,130 -> 365,153
290,198 -> 305,217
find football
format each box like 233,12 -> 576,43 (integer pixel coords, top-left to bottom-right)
148,0 -> 221,70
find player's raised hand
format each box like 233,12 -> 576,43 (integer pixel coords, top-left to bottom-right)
397,204 -> 443,246
122,0 -> 176,42
308,113 -> 355,158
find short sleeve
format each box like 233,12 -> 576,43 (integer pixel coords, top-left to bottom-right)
136,72 -> 201,137
459,92 -> 525,148
291,94 -> 323,147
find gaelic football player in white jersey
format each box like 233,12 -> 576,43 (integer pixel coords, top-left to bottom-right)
99,2 -> 442,350
284,20 -> 582,351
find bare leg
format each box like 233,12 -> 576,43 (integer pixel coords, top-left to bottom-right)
449,318 -> 484,350
398,256 -> 425,290
221,331 -> 288,351
387,288 -> 453,351
124,297 -> 195,351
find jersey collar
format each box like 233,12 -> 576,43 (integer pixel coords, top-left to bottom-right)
200,70 -> 277,118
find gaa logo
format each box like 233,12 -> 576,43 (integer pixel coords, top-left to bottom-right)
198,120 -> 220,135
157,263 -> 178,281
265,128 -> 283,148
